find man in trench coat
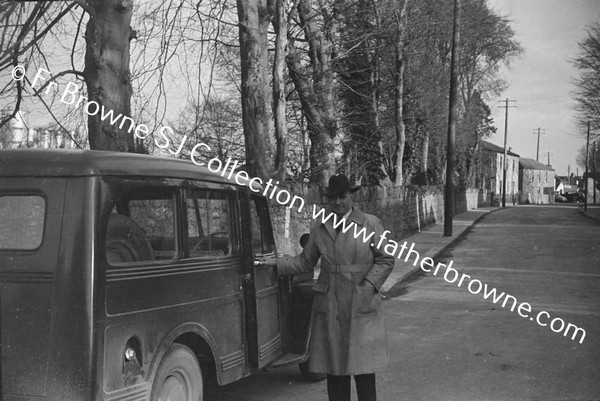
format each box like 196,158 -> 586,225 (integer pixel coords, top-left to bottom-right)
263,174 -> 395,401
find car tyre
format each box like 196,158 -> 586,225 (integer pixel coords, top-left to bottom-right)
150,344 -> 203,401
299,361 -> 327,382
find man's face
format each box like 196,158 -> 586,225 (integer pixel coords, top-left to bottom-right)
328,191 -> 353,216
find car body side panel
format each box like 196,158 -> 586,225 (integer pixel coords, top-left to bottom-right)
0,178 -> 67,399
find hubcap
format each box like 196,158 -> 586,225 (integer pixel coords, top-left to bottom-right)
158,372 -> 190,401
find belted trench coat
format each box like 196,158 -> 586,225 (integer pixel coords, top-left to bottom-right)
278,207 -> 394,375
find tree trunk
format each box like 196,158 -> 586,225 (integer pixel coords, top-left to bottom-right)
421,129 -> 429,180
237,0 -> 273,180
392,39 -> 406,186
392,0 -> 409,186
272,0 -> 288,181
84,0 -> 135,151
287,41 -> 334,190
287,0 -> 336,190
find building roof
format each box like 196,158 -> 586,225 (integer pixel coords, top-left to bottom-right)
519,157 -> 554,171
480,140 -> 520,157
0,149 -> 252,188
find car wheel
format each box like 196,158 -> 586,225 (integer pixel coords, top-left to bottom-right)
299,361 -> 327,382
150,344 -> 203,401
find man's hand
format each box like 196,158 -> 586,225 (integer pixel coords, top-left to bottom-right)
255,255 -> 278,267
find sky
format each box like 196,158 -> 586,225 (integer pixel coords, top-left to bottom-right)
486,0 -> 600,176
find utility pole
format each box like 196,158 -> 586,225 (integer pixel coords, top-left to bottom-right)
532,127 -> 546,162
585,121 -> 590,211
594,141 -> 597,204
543,151 -> 552,166
499,98 -> 517,208
444,0 -> 461,237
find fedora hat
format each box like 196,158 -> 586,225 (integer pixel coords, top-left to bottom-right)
327,174 -> 360,196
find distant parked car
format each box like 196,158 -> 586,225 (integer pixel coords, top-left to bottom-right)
564,192 -> 585,203
555,193 -> 568,202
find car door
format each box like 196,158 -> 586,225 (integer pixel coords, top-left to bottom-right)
240,191 -> 282,368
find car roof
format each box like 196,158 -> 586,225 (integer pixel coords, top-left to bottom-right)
0,149 -> 248,186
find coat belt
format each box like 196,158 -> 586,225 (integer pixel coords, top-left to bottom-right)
321,264 -> 370,273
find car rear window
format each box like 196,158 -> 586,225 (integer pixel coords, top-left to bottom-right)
0,195 -> 45,250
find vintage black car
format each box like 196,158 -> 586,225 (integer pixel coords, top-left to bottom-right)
563,191 -> 585,203
0,149 -> 318,401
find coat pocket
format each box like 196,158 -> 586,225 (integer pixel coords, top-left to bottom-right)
355,282 -> 377,315
312,275 -> 330,313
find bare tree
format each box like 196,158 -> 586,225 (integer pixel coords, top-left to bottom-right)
236,0 -> 273,179
573,21 -> 600,137
287,0 -> 337,190
0,2 -> 78,133
0,1 -> 137,151
271,0 -> 292,180
391,0 -> 409,186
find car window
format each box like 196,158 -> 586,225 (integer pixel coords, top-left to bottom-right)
105,186 -> 177,265
185,190 -> 232,259
250,196 -> 275,255
0,195 -> 45,250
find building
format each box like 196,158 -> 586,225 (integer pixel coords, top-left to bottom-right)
555,175 -> 567,194
519,158 -> 555,204
0,108 -> 32,148
477,140 -> 520,205
0,108 -> 82,149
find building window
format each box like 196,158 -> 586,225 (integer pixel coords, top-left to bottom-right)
545,171 -> 548,182
537,172 -> 540,183
530,172 -> 533,182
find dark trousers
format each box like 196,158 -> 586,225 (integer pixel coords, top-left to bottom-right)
326,374 -> 376,401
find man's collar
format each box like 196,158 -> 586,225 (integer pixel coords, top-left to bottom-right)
340,208 -> 353,221
348,207 -> 365,225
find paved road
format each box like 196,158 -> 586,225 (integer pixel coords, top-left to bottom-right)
206,205 -> 600,400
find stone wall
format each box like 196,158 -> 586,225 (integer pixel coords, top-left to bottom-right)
270,186 -> 492,256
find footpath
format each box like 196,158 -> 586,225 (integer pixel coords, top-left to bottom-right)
582,204 -> 600,222
380,206 -> 501,293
